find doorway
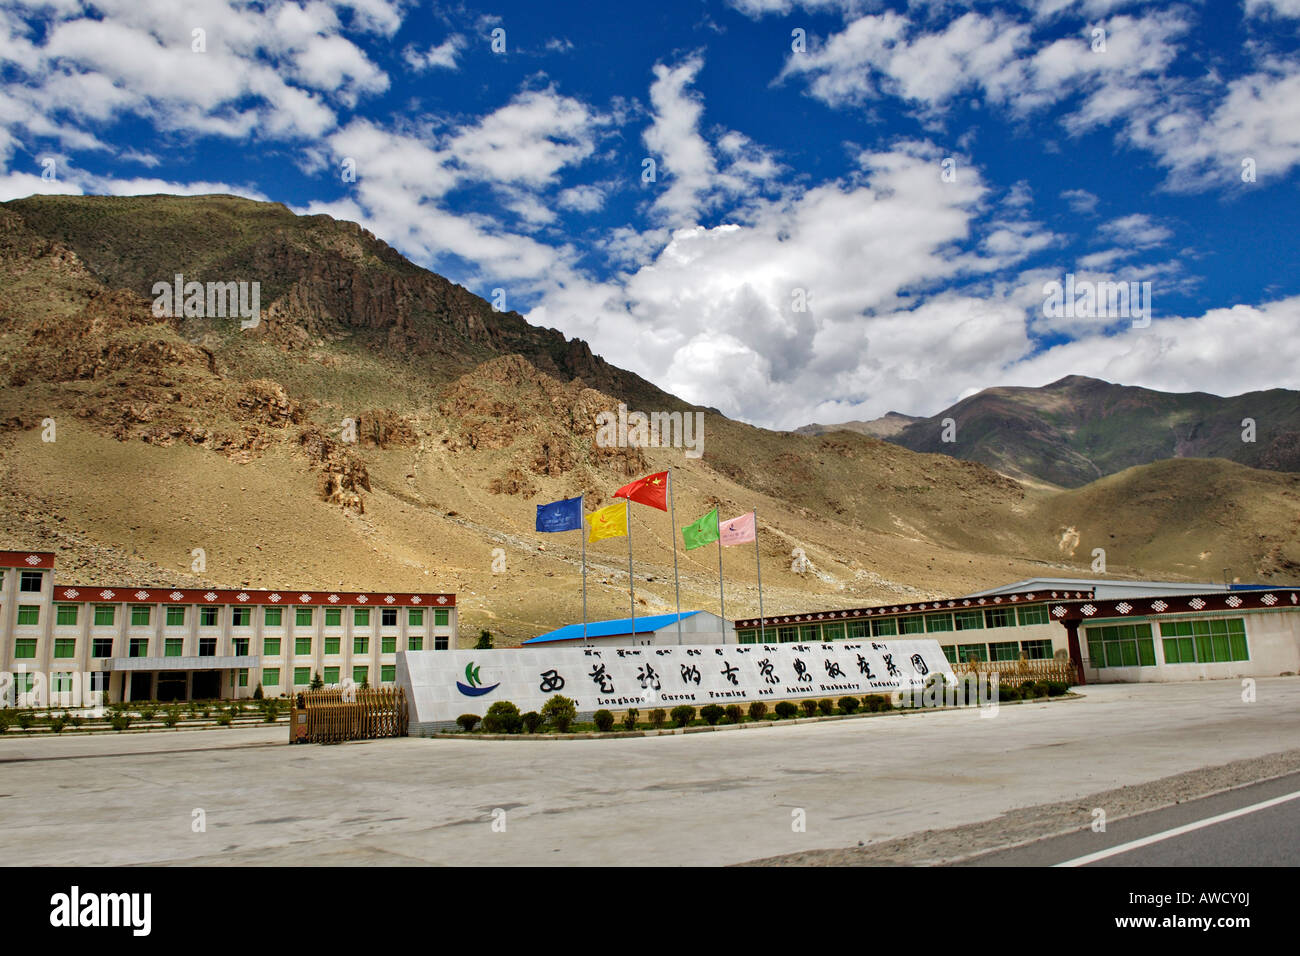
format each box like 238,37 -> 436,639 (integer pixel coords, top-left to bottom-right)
191,670 -> 220,701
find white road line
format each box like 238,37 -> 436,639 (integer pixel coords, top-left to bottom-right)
1055,789 -> 1300,867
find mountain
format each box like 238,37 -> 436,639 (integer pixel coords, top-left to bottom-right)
794,411 -> 921,440
803,375 -> 1300,489
2,194 -> 1298,645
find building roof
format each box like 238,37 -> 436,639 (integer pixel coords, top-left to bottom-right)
525,611 -> 703,644
733,587 -> 1093,629
962,578 -> 1223,600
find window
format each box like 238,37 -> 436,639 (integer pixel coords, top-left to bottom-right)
129,637 -> 148,657
324,636 -> 340,655
956,643 -> 986,663
940,645 -> 957,664
871,618 -> 897,637
200,606 -> 218,627
238,669 -> 248,688
262,668 -> 280,686
407,636 -> 423,651
16,605 -> 39,626
199,637 -> 216,656
52,637 -> 76,658
777,626 -> 797,643
847,621 -> 868,640
296,607 -> 313,627
293,667 -> 311,686
263,637 -> 281,656
1086,623 -> 1156,668
984,607 -> 1015,628
408,608 -> 423,627
51,672 -> 73,694
381,636 -> 397,654
131,606 -> 151,627
1160,618 -> 1249,664
799,624 -> 819,642
231,607 -> 250,627
354,637 -> 369,655
94,605 -> 115,626
822,622 -> 845,641
11,672 -> 35,695
13,638 -> 36,659
1021,639 -> 1054,660
19,571 -> 43,592
954,610 -> 983,631
434,636 -> 449,651
381,664 -> 396,683
91,637 -> 113,657
988,641 -> 1020,662
434,609 -> 450,627
56,605 -> 78,626
324,666 -> 340,685
165,637 -> 183,657
166,606 -> 185,626
233,637 -> 249,655
1017,605 -> 1049,626
352,666 -> 368,685
264,607 -> 282,627
295,636 -> 312,656
354,608 -> 370,627
382,608 -> 397,627
324,608 -> 341,627
925,612 -> 954,633
898,615 -> 925,635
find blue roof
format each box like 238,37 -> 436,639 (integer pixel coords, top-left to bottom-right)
525,611 -> 703,644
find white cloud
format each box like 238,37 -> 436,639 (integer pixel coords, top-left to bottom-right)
404,36 -> 464,72
1061,188 -> 1099,214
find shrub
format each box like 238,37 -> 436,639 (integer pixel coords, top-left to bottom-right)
310,672 -> 324,690
110,714 -> 133,732
838,696 -> 860,714
817,699 -> 835,716
1021,681 -> 1043,699
252,684 -> 264,700
648,708 -> 667,729
747,701 -> 768,721
138,706 -> 157,721
725,704 -> 744,724
162,707 -> 181,728
67,712 -> 83,729
16,710 -> 36,730
622,708 -> 639,731
700,704 -> 724,726
1046,681 -> 1068,697
456,714 -> 481,733
0,710 -> 11,733
879,695 -> 894,712
262,700 -> 279,722
800,699 -> 818,717
541,695 -> 577,733
997,683 -> 1021,702
483,701 -> 522,734
593,709 -> 615,732
669,705 -> 695,728
49,714 -> 67,733
522,711 -> 545,734
215,712 -> 233,727
774,701 -> 798,719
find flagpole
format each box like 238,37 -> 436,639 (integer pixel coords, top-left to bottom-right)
716,510 -> 725,625
627,499 -> 635,637
668,468 -> 683,644
581,494 -> 588,647
754,509 -> 765,644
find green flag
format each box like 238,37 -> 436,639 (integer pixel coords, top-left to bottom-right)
682,507 -> 720,551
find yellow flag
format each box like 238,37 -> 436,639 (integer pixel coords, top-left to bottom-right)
587,501 -> 628,543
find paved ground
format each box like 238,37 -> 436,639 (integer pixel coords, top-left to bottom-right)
2,677 -> 1297,866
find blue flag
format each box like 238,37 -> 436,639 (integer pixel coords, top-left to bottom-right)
536,496 -> 583,533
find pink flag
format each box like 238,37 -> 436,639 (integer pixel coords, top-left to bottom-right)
720,511 -> 756,546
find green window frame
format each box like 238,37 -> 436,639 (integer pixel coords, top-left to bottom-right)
262,667 -> 280,686
166,606 -> 185,626
52,672 -> 73,693
988,641 -> 1020,662
13,638 -> 37,659
352,666 -> 368,685
847,620 -> 868,639
263,637 -> 281,656
354,637 -> 369,655
870,618 -> 897,637
957,643 -> 987,663
381,635 -> 397,654
56,605 -> 78,626
231,607 -> 251,627
323,666 -> 340,685
129,637 -> 149,657
925,612 -> 954,632
293,667 -> 310,686
295,636 -> 312,656
52,637 -> 76,659
1021,639 -> 1054,660
737,630 -> 757,644
296,607 -> 313,627
164,637 -> 183,657
1016,604 -> 1049,626
799,624 -> 820,642
233,637 -> 249,655
94,605 -> 115,626
200,606 -> 218,626
822,622 -> 845,641
381,608 -> 398,627
91,637 -> 113,657
407,636 -> 423,651
434,636 -> 449,650
984,607 -> 1015,628
954,610 -> 983,631
354,608 -> 370,627
238,669 -> 248,688
408,608 -> 423,626
324,636 -> 340,655
264,607 -> 282,627
898,615 -> 925,635
1159,618 -> 1248,664
381,664 -> 396,683
778,626 -> 797,643
324,608 -> 341,627
131,606 -> 151,626
434,609 -> 449,627
16,605 -> 40,626
19,571 -> 43,592
940,644 -> 957,664
1085,623 -> 1156,668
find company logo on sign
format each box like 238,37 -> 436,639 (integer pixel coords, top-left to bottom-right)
456,662 -> 500,697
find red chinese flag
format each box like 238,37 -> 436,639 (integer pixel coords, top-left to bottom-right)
614,471 -> 669,511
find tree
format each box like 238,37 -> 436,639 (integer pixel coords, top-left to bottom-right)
475,629 -> 494,649
483,700 -> 522,734
310,671 -> 324,690
541,694 -> 577,733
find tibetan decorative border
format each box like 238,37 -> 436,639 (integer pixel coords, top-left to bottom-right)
0,551 -> 56,569
1050,590 -> 1300,622
51,586 -> 455,608
734,589 -> 1094,629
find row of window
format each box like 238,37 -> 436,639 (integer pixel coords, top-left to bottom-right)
736,604 -> 1052,643
940,639 -> 1056,664
1085,619 -> 1250,668
265,665 -> 396,687
11,632 -> 450,660
11,604 -> 449,628
2,571 -> 46,593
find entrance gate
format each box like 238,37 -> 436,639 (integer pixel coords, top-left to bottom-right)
289,687 -> 408,743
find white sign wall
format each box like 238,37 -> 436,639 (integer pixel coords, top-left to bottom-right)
400,639 -> 953,727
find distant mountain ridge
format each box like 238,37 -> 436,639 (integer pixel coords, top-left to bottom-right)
800,376 -> 1300,488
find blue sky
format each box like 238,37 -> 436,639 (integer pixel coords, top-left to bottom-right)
2,0 -> 1299,428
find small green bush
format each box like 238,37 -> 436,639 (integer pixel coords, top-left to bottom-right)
800,699 -> 818,717
215,712 -> 233,727
16,710 -> 36,730
648,707 -> 667,729
110,714 -> 133,732
138,706 -> 157,721
67,712 -> 83,729
522,711 -> 545,734
774,701 -> 798,719
622,708 -> 639,731
542,695 -> 577,732
700,704 -> 724,726
838,696 -> 860,714
747,701 -> 768,721
724,704 -> 744,724
1046,681 -> 1068,697
253,684 -> 264,700
49,715 -> 67,733
1021,681 -> 1044,699
817,698 -> 834,716
669,705 -> 695,728
484,701 -> 523,734
262,699 -> 280,722
162,707 -> 181,728
0,710 -> 12,733
593,709 -> 615,732
998,684 -> 1021,702
456,713 -> 481,733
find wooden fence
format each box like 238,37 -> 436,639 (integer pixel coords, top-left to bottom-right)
289,687 -> 408,743
952,657 -> 1076,687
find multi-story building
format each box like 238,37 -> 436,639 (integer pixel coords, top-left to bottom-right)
0,550 -> 456,706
